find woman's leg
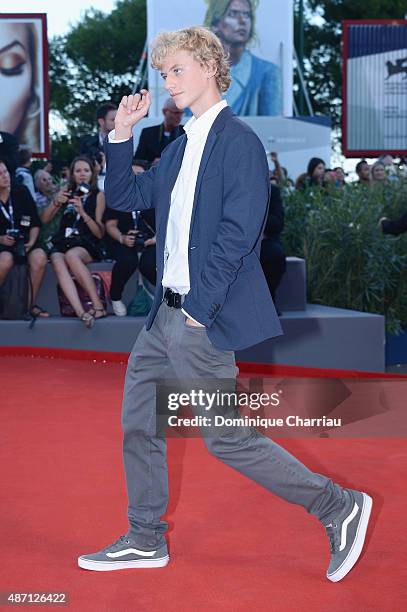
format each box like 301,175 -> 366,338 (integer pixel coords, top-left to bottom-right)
64,247 -> 104,312
27,248 -> 48,305
0,251 -> 14,287
50,252 -> 85,317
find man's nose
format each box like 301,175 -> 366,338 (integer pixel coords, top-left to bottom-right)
164,77 -> 175,92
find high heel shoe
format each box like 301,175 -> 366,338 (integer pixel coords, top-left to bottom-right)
79,311 -> 95,328
89,307 -> 107,320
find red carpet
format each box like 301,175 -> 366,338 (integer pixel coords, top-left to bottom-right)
1,355 -> 406,611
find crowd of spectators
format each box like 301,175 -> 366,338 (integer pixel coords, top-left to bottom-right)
0,101 -> 406,326
0,102 -> 160,325
267,152 -> 406,193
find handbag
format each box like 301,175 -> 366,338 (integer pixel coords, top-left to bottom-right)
127,275 -> 153,317
57,272 -> 107,316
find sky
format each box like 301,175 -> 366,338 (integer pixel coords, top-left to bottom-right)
1,0 -> 118,37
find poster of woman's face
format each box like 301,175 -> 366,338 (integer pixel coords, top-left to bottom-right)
147,0 -> 293,117
0,15 -> 48,157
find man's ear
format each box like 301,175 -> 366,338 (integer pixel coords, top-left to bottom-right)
205,59 -> 217,80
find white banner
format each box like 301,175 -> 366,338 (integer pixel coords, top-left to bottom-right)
343,21 -> 407,156
347,49 -> 407,151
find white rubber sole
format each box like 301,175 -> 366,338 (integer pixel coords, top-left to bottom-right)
78,555 -> 170,571
327,492 -> 372,582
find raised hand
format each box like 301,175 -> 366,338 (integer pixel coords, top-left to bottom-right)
114,90 -> 151,140
54,189 -> 70,207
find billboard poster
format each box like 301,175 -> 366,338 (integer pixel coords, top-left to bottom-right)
343,20 -> 407,157
0,14 -> 49,157
147,0 -> 293,118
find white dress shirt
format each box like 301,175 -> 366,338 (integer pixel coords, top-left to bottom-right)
108,98 -> 227,324
162,99 -> 227,294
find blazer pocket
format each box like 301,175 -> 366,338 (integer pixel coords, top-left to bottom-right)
184,317 -> 206,330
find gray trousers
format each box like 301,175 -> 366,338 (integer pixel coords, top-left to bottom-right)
122,301 -> 345,548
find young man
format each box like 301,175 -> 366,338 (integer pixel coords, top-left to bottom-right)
355,160 -> 371,185
80,102 -> 117,160
78,27 -> 372,582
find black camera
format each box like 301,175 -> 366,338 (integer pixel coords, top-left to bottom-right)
6,228 -> 26,262
64,204 -> 76,216
64,183 -> 91,216
67,182 -> 90,200
134,231 -> 149,250
6,229 -> 23,239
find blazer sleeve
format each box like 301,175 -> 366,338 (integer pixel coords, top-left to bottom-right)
182,132 -> 270,328
104,137 -> 157,212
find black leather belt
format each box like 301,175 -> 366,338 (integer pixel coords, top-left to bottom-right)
163,288 -> 184,308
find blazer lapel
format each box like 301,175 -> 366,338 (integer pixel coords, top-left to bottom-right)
159,106 -> 233,248
188,131 -> 217,244
188,107 -> 233,243
159,134 -> 187,241
167,133 -> 187,193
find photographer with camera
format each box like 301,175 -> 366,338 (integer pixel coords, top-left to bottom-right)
104,207 -> 156,316
0,159 -> 49,317
50,156 -> 106,328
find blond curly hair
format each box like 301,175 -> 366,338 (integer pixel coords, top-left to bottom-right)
150,26 -> 231,93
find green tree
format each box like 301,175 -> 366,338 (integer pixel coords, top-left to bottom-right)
49,0 -> 146,143
295,0 -> 406,128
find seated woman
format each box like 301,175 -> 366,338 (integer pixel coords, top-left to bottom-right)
104,207 -> 156,316
50,156 -> 106,327
0,159 -> 49,318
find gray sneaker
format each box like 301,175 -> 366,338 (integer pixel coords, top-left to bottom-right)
325,489 -> 372,582
78,535 -> 169,571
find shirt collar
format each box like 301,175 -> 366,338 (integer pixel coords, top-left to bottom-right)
183,100 -> 228,139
